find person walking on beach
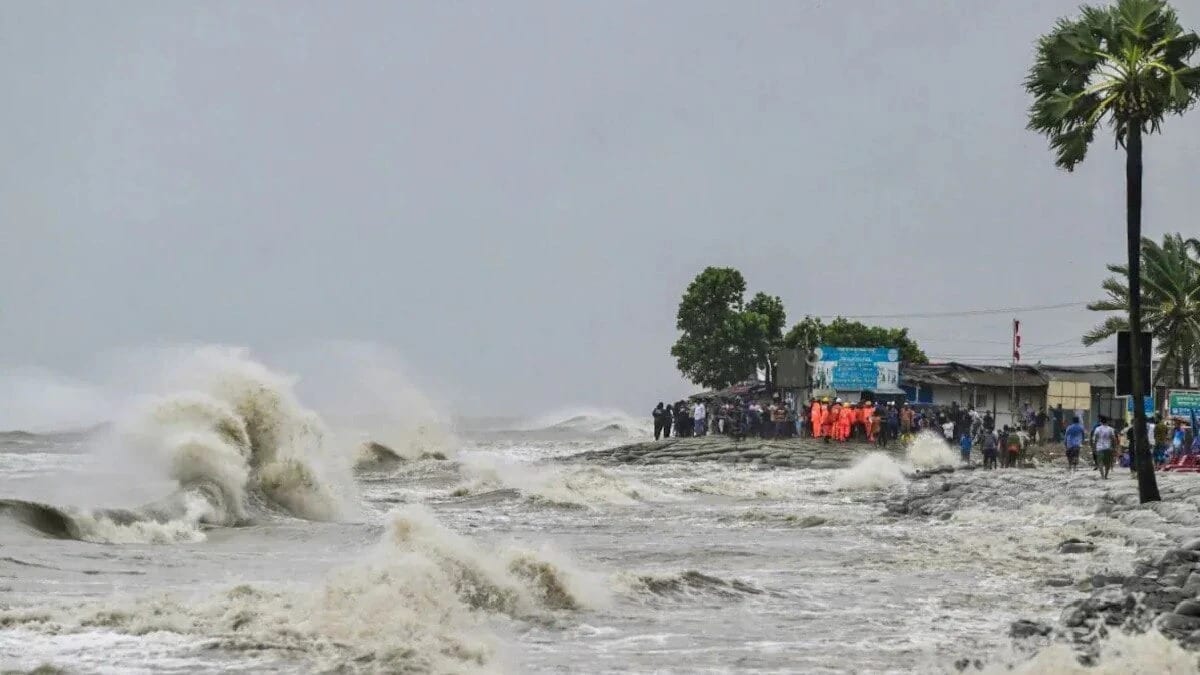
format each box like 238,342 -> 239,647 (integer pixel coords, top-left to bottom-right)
1063,416 -> 1085,471
1004,427 -> 1023,468
652,403 -> 666,440
1092,416 -> 1116,479
692,401 -> 706,437
981,428 -> 998,469
900,405 -> 913,437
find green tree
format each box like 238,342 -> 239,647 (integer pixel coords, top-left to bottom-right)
782,316 -> 929,364
783,316 -> 825,352
1083,234 -> 1200,387
670,267 -> 763,389
746,292 -> 787,386
1026,0 -> 1200,503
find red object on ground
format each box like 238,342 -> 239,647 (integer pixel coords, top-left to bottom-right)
1163,454 -> 1200,473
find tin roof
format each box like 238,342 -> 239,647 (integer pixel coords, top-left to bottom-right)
901,362 -> 1114,389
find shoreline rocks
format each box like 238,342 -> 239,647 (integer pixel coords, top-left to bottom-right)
892,470 -> 1200,665
566,436 -> 903,469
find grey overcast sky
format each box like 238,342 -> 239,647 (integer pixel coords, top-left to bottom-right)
3,0 -> 1200,423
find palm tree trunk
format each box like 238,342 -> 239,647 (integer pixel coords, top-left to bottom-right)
1127,124 -> 1160,503
1185,348 -> 1193,389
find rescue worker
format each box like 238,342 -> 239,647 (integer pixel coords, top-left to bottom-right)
811,399 -> 824,439
826,400 -> 841,442
856,404 -> 870,441
821,400 -> 835,441
836,400 -> 851,441
869,406 -> 881,445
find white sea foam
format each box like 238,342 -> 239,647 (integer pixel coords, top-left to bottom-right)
0,506 -> 601,672
833,452 -> 907,491
7,347 -> 364,544
905,431 -> 960,469
976,630 -> 1198,674
454,457 -> 671,508
115,347 -> 357,525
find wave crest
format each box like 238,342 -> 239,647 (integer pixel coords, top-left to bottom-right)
0,506 -> 601,671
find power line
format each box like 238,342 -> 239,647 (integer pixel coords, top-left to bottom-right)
1023,337 -> 1088,354
815,301 -> 1088,320
927,350 -> 1113,362
919,337 -> 1084,347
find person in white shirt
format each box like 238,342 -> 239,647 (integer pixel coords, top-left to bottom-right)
1092,416 -> 1116,479
693,402 -> 707,437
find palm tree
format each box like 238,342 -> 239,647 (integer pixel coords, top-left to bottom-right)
1084,234 -> 1200,388
1026,0 -> 1200,503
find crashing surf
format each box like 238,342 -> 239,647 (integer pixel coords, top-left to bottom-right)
0,348 -> 357,543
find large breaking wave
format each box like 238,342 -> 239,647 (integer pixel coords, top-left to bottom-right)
0,505 -> 603,672
0,348 -> 357,543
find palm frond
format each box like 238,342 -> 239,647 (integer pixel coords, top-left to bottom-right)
1083,315 -> 1129,346
1027,0 -> 1200,169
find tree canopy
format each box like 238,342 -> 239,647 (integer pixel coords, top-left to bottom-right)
783,317 -> 929,364
672,268 -> 927,389
670,268 -> 786,389
1025,0 -> 1200,171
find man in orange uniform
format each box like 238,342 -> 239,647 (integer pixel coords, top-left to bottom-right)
840,403 -> 853,441
864,404 -> 877,443
858,404 -> 871,441
810,399 -> 824,439
824,401 -> 839,441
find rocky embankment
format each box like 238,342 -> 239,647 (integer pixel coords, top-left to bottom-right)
890,471 -> 1200,663
567,436 -> 901,469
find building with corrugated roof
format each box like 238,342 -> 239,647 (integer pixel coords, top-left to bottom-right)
900,362 -> 1123,428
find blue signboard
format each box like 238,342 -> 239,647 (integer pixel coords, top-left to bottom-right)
1125,395 -> 1155,415
811,346 -> 900,391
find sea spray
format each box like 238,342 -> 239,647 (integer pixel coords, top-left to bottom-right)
834,452 -> 907,491
905,430 -> 960,469
125,347 -> 357,523
0,506 -> 601,672
7,347 -> 364,543
281,341 -> 459,467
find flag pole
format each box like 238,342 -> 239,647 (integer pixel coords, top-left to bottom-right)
1011,318 -> 1018,428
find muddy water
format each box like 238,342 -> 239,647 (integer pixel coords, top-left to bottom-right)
0,424 -> 1190,673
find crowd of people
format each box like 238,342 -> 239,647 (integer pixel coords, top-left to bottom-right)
652,397 -> 1200,477
651,397 -> 998,448
1057,413 -> 1200,479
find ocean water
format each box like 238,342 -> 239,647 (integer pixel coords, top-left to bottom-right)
0,351 -> 1196,673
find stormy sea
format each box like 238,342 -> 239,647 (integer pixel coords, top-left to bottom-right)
2,348 -> 1199,674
